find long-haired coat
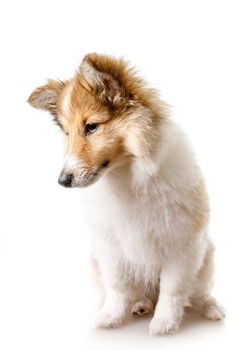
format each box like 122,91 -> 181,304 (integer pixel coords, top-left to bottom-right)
28,53 -> 225,335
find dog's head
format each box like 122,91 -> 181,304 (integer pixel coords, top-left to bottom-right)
28,53 -> 164,187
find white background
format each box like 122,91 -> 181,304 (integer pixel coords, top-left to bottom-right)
0,1 -> 232,349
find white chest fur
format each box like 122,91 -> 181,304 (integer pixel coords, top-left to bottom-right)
82,170 -> 172,270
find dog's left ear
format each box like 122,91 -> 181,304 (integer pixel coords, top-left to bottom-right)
79,53 -> 134,109
28,79 -> 65,116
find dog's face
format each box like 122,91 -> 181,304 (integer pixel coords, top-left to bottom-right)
55,79 -> 132,187
28,53 -> 161,187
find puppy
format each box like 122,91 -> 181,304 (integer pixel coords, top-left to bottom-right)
28,53 -> 225,334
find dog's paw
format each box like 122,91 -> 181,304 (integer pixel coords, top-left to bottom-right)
149,316 -> 181,335
192,296 -> 226,321
94,310 -> 124,329
205,305 -> 225,321
131,299 -> 154,316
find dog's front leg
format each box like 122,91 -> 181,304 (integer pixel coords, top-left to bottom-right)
149,252 -> 197,335
94,251 -> 132,329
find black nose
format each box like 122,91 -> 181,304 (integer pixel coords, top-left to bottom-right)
58,173 -> 74,187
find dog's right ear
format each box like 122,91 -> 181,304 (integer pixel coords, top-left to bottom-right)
28,79 -> 65,117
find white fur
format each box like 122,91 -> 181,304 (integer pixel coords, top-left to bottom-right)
81,119 -> 224,334
63,154 -> 81,170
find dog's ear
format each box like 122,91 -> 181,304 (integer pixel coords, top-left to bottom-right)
28,79 -> 65,116
79,53 -> 134,109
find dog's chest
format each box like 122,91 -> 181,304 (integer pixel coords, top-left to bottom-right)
82,178 -> 165,266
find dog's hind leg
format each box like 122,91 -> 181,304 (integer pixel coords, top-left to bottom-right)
190,242 -> 225,320
191,295 -> 225,320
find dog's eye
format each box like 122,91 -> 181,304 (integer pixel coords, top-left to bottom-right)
85,123 -> 98,135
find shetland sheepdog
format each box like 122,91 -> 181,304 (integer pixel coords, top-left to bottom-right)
28,53 -> 225,334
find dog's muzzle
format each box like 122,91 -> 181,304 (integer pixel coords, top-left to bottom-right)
58,160 -> 109,188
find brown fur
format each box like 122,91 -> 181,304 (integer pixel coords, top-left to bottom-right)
191,179 -> 210,233
28,53 -> 167,173
28,79 -> 65,116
